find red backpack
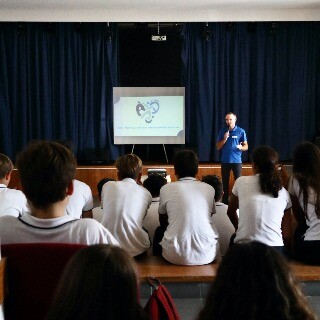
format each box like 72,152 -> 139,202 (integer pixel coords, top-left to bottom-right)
144,277 -> 181,320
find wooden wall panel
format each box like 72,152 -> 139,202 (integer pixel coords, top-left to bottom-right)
9,164 -> 289,198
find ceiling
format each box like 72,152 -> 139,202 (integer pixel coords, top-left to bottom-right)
0,0 -> 319,22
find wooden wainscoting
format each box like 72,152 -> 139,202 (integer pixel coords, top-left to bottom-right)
9,163 -> 289,198
9,164 -> 254,198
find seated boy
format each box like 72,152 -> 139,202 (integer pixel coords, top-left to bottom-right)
101,154 -> 152,257
0,153 -> 29,217
56,140 -> 94,219
0,141 -> 118,245
202,175 -> 235,256
156,149 -> 219,265
92,178 -> 115,222
142,174 -> 167,245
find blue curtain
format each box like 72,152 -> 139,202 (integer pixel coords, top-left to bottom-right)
1,22 -> 319,163
181,22 -> 320,162
0,22 -> 122,161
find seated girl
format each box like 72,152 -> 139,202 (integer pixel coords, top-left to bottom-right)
227,145 -> 292,254
288,142 -> 320,264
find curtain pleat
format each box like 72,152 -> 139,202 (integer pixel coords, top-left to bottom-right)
0,22 -> 121,162
181,22 -> 320,161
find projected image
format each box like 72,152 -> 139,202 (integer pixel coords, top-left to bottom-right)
113,87 -> 185,144
136,99 -> 160,124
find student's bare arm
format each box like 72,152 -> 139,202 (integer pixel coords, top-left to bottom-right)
82,210 -> 93,219
290,195 -> 305,223
227,194 -> 239,230
282,208 -> 293,253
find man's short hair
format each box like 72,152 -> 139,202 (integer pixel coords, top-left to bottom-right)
226,112 -> 237,119
202,174 -> 223,202
173,149 -> 199,178
0,153 -> 13,179
143,175 -> 167,197
16,141 -> 77,209
115,154 -> 142,180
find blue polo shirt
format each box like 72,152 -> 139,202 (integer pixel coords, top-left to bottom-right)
217,125 -> 247,163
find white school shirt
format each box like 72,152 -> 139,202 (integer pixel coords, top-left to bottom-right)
0,184 -> 29,217
66,180 -> 94,218
101,178 -> 152,256
93,206 -> 103,223
159,177 -> 219,265
142,197 -> 160,243
0,214 -> 118,245
212,202 -> 235,256
233,175 -> 292,246
288,175 -> 320,240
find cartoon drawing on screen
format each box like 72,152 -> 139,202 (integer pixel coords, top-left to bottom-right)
136,99 -> 159,123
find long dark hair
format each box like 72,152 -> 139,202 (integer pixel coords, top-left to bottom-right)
253,145 -> 282,197
292,142 -> 320,218
197,242 -> 316,320
47,245 -> 146,320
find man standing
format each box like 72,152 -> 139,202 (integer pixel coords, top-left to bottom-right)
216,112 -> 248,204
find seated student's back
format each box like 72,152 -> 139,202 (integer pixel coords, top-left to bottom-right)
0,141 -> 118,246
101,154 -> 152,257
55,140 -> 94,219
0,153 -> 29,217
143,174 -> 167,243
227,145 -> 292,253
66,179 -> 94,219
93,178 -> 115,223
288,142 -> 320,264
202,175 -> 235,256
158,149 -> 219,265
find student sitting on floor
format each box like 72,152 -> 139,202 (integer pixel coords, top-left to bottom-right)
101,154 -> 152,257
202,174 -> 235,256
142,174 -> 167,247
288,142 -> 320,264
227,145 -> 292,255
154,149 -> 219,265
0,153 -> 29,217
92,178 -> 115,223
56,140 -> 94,219
0,141 -> 118,246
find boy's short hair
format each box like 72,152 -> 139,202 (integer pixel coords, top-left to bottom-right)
16,140 -> 77,209
202,174 -> 223,202
0,153 -> 13,179
143,174 -> 167,197
173,149 -> 199,178
115,154 -> 142,180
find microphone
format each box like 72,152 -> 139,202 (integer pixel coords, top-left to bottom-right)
225,126 -> 230,140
